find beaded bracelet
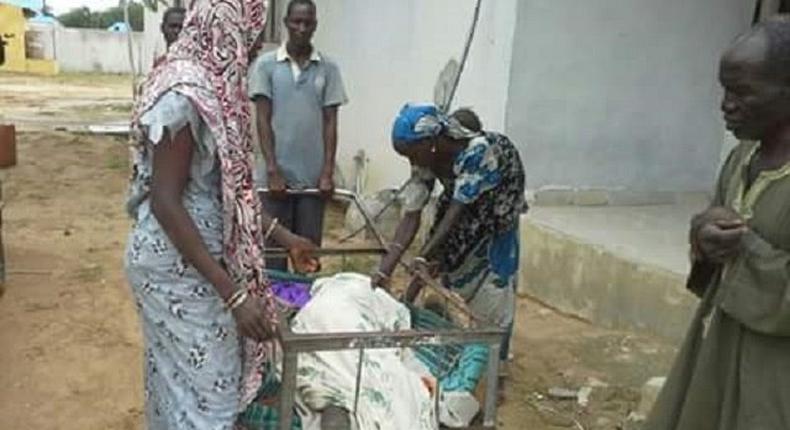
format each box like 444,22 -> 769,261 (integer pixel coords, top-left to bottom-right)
372,270 -> 391,289
414,256 -> 429,266
264,218 -> 279,242
226,289 -> 249,311
228,291 -> 249,311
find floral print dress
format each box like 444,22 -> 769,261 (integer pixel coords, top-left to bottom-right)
125,91 -> 243,430
402,133 -> 527,334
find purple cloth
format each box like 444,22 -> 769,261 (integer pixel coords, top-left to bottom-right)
271,281 -> 312,309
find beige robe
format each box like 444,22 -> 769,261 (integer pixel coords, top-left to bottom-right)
645,141 -> 790,430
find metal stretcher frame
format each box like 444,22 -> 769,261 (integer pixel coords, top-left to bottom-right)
258,188 -> 505,430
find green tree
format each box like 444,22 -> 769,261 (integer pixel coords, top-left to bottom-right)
140,0 -> 176,13
57,2 -> 145,31
57,7 -> 97,28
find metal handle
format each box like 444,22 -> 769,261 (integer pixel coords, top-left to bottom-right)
257,188 -> 388,256
258,187 -> 481,323
257,187 -> 358,200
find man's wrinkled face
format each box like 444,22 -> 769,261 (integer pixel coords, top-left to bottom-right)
719,31 -> 790,140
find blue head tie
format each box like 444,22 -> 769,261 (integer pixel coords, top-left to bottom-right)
391,103 -> 447,144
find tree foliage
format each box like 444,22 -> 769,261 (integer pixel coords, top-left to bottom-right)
140,0 -> 176,13
57,2 -> 145,31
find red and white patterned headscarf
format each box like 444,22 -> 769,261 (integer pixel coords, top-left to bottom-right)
131,0 -> 273,408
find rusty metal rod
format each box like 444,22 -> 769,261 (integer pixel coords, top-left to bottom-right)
278,328 -> 504,352
263,247 -> 386,257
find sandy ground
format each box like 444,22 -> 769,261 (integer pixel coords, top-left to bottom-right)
0,73 -> 133,129
0,73 -> 679,429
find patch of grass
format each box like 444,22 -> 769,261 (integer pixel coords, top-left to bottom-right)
54,72 -> 133,87
105,152 -> 129,171
0,71 -> 132,90
74,263 -> 104,283
322,255 -> 378,275
72,103 -> 133,119
105,102 -> 133,112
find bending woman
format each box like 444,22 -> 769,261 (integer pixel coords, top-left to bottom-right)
373,104 -> 527,365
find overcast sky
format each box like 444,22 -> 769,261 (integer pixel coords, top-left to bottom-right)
46,0 -> 121,15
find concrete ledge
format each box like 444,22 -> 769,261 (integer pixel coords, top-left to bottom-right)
519,217 -> 698,341
531,187 -> 710,208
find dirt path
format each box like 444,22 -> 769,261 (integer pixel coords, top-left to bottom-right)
0,74 -> 678,430
0,130 -> 142,429
0,73 -> 132,129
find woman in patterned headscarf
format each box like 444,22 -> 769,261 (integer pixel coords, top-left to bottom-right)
125,1 -> 316,428
374,103 -> 527,374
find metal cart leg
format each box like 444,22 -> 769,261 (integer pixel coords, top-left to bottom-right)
482,343 -> 501,428
279,347 -> 299,430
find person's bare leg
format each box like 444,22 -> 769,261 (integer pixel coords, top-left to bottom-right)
293,195 -> 325,270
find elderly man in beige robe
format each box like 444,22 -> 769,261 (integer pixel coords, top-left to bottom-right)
646,16 -> 790,430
